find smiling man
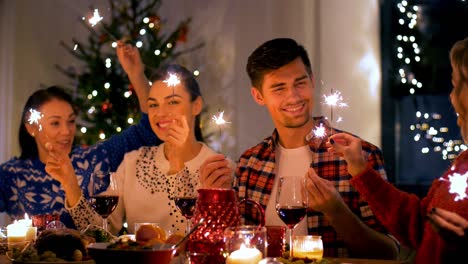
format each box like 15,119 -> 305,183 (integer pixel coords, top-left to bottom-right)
201,38 -> 399,259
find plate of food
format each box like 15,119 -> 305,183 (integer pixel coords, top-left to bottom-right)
9,228 -> 96,263
87,223 -> 184,264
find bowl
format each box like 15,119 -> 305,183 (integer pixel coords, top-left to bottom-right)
87,242 -> 175,264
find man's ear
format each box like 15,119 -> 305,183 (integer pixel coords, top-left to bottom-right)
192,96 -> 203,116
250,87 -> 265,106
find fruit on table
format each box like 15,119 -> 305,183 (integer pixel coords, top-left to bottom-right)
135,224 -> 166,243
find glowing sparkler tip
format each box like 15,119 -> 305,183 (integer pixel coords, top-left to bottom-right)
88,9 -> 103,27
323,90 -> 347,107
163,73 -> 181,87
212,111 -> 230,126
28,108 -> 44,131
441,171 -> 468,202
312,123 -> 327,139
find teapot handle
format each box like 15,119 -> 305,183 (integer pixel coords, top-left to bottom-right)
239,198 -> 265,227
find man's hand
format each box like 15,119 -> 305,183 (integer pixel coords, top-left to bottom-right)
199,154 -> 233,189
306,168 -> 345,216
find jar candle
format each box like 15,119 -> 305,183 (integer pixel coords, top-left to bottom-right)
7,221 -> 27,249
18,214 -> 37,241
292,235 -> 323,261
226,244 -> 263,264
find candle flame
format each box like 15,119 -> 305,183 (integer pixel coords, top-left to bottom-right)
88,9 -> 103,27
163,73 -> 181,87
28,108 -> 43,131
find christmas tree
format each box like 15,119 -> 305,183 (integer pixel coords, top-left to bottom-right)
57,0 -> 202,146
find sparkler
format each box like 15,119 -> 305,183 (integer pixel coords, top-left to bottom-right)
163,73 -> 181,87
28,109 -> 44,131
85,9 -> 117,41
212,110 -> 230,153
440,168 -> 468,202
312,123 -> 327,139
322,89 -> 348,136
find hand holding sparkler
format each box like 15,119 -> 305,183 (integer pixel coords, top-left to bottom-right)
212,110 -> 230,153
44,142 -> 82,207
326,133 -> 368,176
165,115 -> 190,174
116,40 -> 145,77
199,154 -> 233,189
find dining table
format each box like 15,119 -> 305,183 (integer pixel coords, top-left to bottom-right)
0,254 -> 411,264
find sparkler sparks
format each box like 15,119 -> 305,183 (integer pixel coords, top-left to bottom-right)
163,73 -> 181,87
323,90 -> 348,108
440,170 -> 468,202
88,9 -> 103,27
322,89 -> 348,136
28,108 -> 43,131
312,123 -> 327,139
212,111 -> 230,126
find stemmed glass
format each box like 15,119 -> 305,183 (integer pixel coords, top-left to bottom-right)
88,172 -> 119,232
173,173 -> 198,234
275,176 -> 308,260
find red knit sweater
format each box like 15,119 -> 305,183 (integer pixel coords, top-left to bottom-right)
350,150 -> 468,264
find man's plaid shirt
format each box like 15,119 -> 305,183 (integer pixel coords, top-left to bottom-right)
234,117 -> 389,257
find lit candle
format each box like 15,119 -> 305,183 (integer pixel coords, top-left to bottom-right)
18,213 -> 37,241
7,221 -> 27,249
226,244 -> 263,264
292,235 -> 323,261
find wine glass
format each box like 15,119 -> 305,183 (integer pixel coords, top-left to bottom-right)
173,173 -> 198,234
88,172 -> 119,232
275,176 -> 308,260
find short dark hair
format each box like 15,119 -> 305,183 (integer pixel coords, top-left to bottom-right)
246,38 -> 313,89
150,64 -> 204,141
19,86 -> 76,160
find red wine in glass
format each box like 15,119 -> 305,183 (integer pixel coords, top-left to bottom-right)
276,206 -> 307,228
174,197 -> 197,219
89,195 -> 119,218
275,176 -> 308,260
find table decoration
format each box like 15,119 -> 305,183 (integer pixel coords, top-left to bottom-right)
224,225 -> 266,264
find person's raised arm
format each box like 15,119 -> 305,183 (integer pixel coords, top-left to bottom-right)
116,41 -> 150,113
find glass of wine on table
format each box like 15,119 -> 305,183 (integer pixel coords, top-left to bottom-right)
88,172 -> 119,232
173,172 -> 198,234
275,176 -> 308,260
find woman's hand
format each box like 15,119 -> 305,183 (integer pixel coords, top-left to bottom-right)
199,154 -> 233,189
44,142 -> 81,207
116,40 -> 144,77
427,207 -> 468,244
327,133 -> 367,176
165,115 -> 190,174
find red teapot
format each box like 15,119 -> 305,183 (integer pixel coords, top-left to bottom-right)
187,188 -> 265,264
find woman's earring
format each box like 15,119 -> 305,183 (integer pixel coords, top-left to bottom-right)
31,132 -> 35,137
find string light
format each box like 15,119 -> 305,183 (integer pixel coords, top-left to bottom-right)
396,0 -> 466,160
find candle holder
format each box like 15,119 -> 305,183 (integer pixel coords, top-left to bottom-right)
0,227 -> 7,255
292,235 -> 323,261
224,225 -> 266,264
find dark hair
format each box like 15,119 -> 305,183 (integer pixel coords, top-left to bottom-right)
449,37 -> 468,97
150,64 -> 204,141
19,86 -> 76,160
246,38 -> 313,89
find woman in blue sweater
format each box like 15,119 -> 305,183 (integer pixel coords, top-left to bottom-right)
0,44 -> 161,228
